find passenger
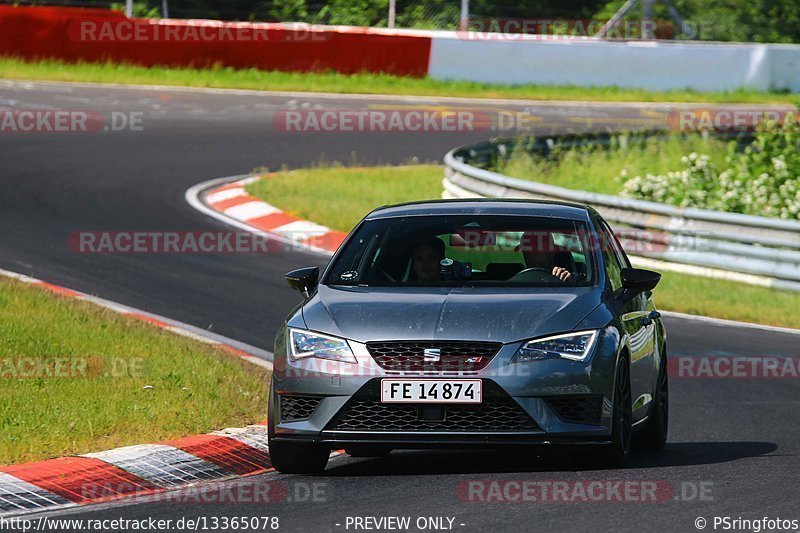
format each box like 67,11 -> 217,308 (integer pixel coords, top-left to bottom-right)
411,238 -> 445,282
517,231 -> 573,282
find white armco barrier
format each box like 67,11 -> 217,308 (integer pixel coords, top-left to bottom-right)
428,35 -> 800,93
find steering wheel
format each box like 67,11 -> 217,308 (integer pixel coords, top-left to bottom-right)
510,267 -> 578,283
517,267 -> 548,274
508,267 -> 558,283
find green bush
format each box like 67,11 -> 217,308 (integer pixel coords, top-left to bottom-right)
595,0 -> 800,43
620,122 -> 800,219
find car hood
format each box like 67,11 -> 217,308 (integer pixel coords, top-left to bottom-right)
300,285 -> 603,344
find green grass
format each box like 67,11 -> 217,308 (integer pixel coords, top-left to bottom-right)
498,134 -> 732,195
246,164 -> 800,329
0,278 -> 269,465
0,57 -> 797,104
246,164 -> 443,231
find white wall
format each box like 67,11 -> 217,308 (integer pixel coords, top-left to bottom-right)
428,35 -> 800,93
768,45 -> 800,93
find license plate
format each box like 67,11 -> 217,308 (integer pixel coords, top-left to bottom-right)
380,379 -> 482,404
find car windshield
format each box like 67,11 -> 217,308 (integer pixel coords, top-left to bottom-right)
325,214 -> 596,287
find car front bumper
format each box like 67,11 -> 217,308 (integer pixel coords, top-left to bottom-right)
269,327 -> 621,447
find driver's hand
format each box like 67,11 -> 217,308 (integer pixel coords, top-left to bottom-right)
552,266 -> 572,281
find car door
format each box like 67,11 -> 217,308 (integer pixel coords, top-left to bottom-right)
597,217 -> 657,423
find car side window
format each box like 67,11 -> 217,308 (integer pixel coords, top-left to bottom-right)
597,220 -> 623,292
601,220 -> 631,269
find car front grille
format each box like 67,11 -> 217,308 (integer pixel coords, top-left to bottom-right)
280,395 -> 322,422
325,380 -> 540,432
366,341 -> 502,372
545,395 -> 604,425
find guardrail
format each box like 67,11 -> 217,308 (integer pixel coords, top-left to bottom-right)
442,132 -> 800,292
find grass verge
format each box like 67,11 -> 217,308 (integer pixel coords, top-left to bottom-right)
0,277 -> 269,465
247,164 -> 443,231
498,134 -> 731,195
245,165 -> 800,329
0,57 -> 797,104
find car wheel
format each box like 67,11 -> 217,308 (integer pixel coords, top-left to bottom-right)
636,349 -> 669,450
268,441 -> 330,474
345,445 -> 392,458
601,354 -> 632,467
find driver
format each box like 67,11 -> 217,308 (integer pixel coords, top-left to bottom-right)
516,231 -> 573,282
411,238 -> 445,282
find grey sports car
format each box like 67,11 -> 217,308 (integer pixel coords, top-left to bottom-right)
268,199 -> 668,473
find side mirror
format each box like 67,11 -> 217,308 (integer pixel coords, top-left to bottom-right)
621,267 -> 661,293
285,267 -> 319,297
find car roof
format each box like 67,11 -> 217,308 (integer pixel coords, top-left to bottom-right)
365,198 -> 593,222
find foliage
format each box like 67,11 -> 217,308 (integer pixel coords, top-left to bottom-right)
620,122 -> 800,219
594,0 -> 800,43
69,0 -> 800,40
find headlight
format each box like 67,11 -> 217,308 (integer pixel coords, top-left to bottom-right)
288,328 -> 357,364
511,330 -> 599,363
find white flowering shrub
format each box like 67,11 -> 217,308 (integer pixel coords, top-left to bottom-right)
619,123 -> 800,220
620,152 -> 718,208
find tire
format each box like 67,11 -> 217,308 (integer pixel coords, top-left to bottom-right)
636,349 -> 669,450
268,441 -> 330,474
601,354 -> 632,468
345,445 -> 392,458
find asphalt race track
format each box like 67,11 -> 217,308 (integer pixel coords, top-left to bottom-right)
1,80 -> 799,532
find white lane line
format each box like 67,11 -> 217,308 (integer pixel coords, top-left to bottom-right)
239,354 -> 274,370
660,310 -> 800,335
4,79 -> 795,110
162,326 -> 219,344
0,268 -> 274,369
